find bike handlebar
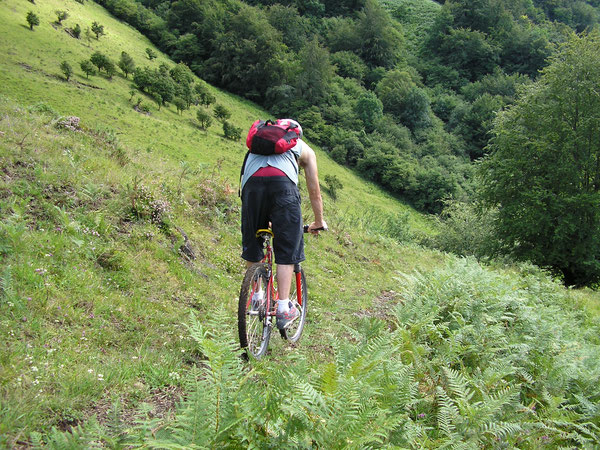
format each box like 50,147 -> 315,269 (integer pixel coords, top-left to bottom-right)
303,225 -> 327,233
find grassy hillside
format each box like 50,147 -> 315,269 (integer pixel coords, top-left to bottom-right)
1,0 -> 600,447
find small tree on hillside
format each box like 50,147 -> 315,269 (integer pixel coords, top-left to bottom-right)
213,104 -> 231,121
118,51 -> 135,78
91,21 -> 105,39
71,23 -> 81,38
60,61 -> 73,81
196,109 -> 212,130
173,97 -> 187,115
223,121 -> 241,140
145,48 -> 157,60
104,59 -> 117,79
80,59 -> 96,78
90,52 -> 108,72
26,11 -> 39,30
55,10 -> 68,25
195,82 -> 216,107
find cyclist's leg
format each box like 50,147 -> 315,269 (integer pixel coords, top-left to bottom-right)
241,178 -> 269,263
276,264 -> 294,300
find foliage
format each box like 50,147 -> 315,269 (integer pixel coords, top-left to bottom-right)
213,104 -> 231,121
120,260 -> 600,448
79,59 -> 96,79
26,11 -> 39,30
222,121 -> 241,140
91,21 -> 105,39
480,31 -> 600,286
55,10 -> 68,24
145,47 -> 156,60
59,61 -> 73,82
196,108 -> 212,130
117,51 -> 135,78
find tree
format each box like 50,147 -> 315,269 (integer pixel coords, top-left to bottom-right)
90,52 -> 109,72
118,52 -> 135,78
376,70 -> 432,132
354,91 -> 383,132
213,104 -> 231,121
480,31 -> 600,286
72,23 -> 81,39
196,109 -> 212,130
91,21 -> 105,39
55,10 -> 68,25
356,0 -> 401,68
26,11 -> 39,30
195,82 -> 216,107
295,38 -> 335,104
80,60 -> 96,78
223,121 -> 241,140
145,47 -> 157,60
60,61 -> 73,81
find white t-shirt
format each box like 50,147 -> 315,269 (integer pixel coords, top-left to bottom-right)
240,140 -> 305,190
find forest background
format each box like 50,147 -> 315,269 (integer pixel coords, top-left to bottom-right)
94,0 -> 600,286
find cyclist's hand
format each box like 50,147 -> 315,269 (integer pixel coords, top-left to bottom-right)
307,221 -> 328,235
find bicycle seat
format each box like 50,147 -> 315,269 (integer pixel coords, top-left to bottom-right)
255,229 -> 274,238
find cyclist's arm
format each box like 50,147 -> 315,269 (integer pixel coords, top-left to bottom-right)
298,144 -> 326,233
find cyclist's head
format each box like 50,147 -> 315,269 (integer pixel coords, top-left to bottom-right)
278,118 -> 303,139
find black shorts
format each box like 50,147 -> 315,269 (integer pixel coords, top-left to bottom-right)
241,176 -> 305,265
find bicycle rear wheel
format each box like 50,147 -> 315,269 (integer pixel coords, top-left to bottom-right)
279,268 -> 307,343
238,263 -> 271,358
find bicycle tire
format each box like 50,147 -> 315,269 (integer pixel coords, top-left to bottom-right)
238,263 -> 271,358
279,268 -> 307,343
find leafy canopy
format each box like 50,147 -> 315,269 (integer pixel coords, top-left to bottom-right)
480,30 -> 600,286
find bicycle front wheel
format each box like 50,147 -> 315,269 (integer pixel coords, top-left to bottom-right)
280,268 -> 307,343
238,263 -> 271,358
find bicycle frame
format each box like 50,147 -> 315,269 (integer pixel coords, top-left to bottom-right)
248,229 -> 304,321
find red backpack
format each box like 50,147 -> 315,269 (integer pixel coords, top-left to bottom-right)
246,119 -> 301,155
239,119 -> 302,195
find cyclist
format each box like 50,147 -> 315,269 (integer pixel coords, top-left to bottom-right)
240,119 -> 327,330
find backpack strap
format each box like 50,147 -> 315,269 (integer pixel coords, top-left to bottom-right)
238,150 -> 250,197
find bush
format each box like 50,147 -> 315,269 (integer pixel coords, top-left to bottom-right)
223,121 -> 241,140
213,104 -> 231,121
91,21 -> 105,39
26,11 -> 39,30
323,174 -> 343,200
196,109 -> 212,130
80,60 -> 96,79
60,61 -> 73,81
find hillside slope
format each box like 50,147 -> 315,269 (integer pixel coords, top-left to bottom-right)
1,0 -> 600,447
0,0 -> 442,442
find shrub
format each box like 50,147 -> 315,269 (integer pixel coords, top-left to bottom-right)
196,109 -> 212,130
71,23 -> 81,39
80,60 -> 96,79
223,121 -> 241,140
91,21 -> 105,39
145,47 -> 157,60
26,11 -> 39,30
60,61 -> 73,81
323,174 -> 343,200
213,104 -> 231,121
55,10 -> 68,24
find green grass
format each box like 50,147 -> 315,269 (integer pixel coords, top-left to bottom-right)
1,0 -> 600,446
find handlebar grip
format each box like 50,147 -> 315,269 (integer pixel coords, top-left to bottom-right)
304,225 -> 326,233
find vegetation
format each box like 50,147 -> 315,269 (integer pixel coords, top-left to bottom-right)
1,0 -> 600,446
26,11 -> 39,30
481,31 -> 600,287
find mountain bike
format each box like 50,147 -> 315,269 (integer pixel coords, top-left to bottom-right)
238,226 -> 319,358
